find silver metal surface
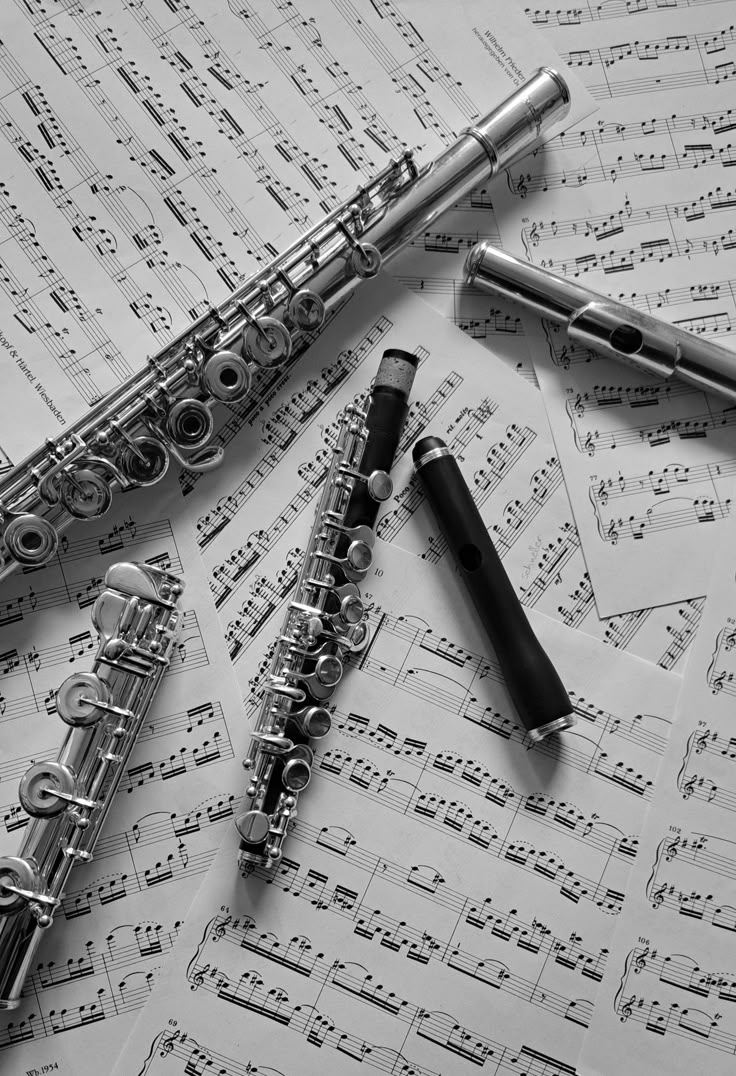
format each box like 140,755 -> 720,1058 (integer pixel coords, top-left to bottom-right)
413,445 -> 452,471
526,713 -> 577,744
235,402 -> 381,869
465,241 -> 736,404
0,69 -> 570,584
0,562 -> 184,1009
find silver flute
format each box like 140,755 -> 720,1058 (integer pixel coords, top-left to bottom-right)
0,561 -> 184,1010
0,69 -> 570,584
236,349 -> 417,868
465,242 -> 736,403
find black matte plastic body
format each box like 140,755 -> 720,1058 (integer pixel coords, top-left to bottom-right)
345,386 -> 408,530
414,438 -> 572,734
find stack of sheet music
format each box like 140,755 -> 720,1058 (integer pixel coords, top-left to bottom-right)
0,2 -> 734,1076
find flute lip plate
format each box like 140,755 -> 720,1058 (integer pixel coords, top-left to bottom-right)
464,241 -> 490,283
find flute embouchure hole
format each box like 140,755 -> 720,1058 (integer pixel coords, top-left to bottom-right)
609,324 -> 643,355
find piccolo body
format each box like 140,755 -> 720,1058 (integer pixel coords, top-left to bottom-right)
465,242 -> 736,403
236,349 -> 417,868
0,562 -> 184,1009
0,69 -> 569,584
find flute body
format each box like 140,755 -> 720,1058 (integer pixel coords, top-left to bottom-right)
0,562 -> 184,1009
0,69 -> 569,584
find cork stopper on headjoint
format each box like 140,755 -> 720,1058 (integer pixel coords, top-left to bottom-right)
374,348 -> 419,399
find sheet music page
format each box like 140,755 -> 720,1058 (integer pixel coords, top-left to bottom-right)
579,507 -> 736,1076
104,527 -> 680,1076
0,480 -> 247,1075
0,0 -> 590,466
490,0 -> 736,616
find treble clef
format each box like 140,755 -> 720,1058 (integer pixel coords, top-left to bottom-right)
160,1029 -> 181,1055
190,962 -> 209,990
711,669 -> 726,694
618,993 -> 636,1021
678,763 -> 697,798
212,915 -> 231,940
650,882 -> 666,909
663,834 -> 680,861
633,946 -> 649,973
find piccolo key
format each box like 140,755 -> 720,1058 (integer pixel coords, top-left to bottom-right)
413,436 -> 575,743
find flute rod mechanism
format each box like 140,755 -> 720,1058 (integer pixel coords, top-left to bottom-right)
0,69 -> 570,587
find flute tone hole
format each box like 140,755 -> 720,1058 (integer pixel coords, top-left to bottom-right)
21,532 -> 43,552
183,414 -> 204,434
458,543 -> 482,572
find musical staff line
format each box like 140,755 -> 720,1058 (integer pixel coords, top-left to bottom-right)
614,949 -> 736,1054
625,943 -> 736,1002
527,0 -> 731,28
194,912 -> 595,1028
310,751 -> 629,913
186,959 -> 578,1076
136,1029 -> 287,1076
524,189 -> 736,250
707,622 -> 736,695
24,918 -> 183,999
243,846 -> 607,982
534,225 -> 736,278
332,0 -> 475,143
333,709 -> 644,862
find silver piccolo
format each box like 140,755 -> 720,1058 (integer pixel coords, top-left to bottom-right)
0,562 -> 184,1010
0,69 -> 570,584
236,349 -> 417,868
465,242 -> 736,403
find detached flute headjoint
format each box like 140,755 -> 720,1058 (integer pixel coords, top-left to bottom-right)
465,241 -> 736,406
